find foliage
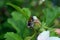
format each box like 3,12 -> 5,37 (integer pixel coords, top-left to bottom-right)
0,0 -> 60,40
4,32 -> 23,40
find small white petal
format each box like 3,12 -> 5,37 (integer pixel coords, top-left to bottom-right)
37,31 -> 50,40
50,37 -> 60,40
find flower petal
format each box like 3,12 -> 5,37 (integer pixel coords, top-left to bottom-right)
50,37 -> 60,40
37,31 -> 50,40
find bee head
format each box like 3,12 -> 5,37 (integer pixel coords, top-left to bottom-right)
28,16 -> 40,28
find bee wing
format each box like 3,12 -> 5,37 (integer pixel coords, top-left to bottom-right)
33,16 -> 41,24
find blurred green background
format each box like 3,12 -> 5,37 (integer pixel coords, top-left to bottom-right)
0,0 -> 60,40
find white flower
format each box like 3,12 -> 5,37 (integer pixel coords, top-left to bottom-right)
37,31 -> 60,40
37,31 -> 49,40
50,37 -> 60,40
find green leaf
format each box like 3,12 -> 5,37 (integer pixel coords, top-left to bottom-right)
43,7 -> 59,26
6,3 -> 22,13
6,3 -> 31,20
4,32 -> 23,40
8,19 -> 20,33
22,8 -> 31,19
8,11 -> 32,38
11,11 -> 26,21
8,11 -> 26,35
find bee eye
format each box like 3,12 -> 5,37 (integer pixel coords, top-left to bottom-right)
28,22 -> 31,26
27,16 -> 34,28
28,21 -> 34,28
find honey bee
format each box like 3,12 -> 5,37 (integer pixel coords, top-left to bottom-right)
28,16 -> 41,29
